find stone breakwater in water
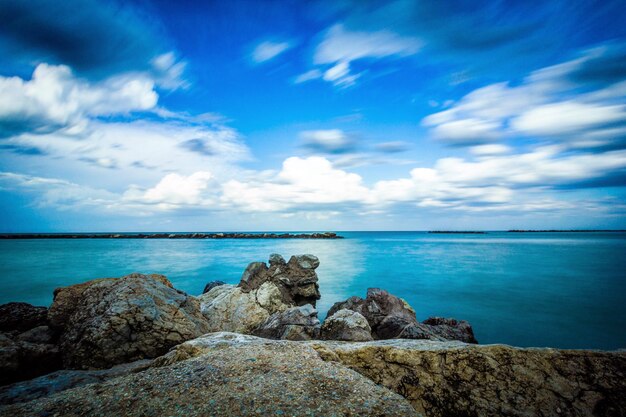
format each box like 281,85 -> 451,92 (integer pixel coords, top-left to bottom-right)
0,254 -> 624,416
0,232 -> 342,239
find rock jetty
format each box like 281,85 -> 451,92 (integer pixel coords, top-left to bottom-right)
0,253 -> 624,416
0,232 -> 343,239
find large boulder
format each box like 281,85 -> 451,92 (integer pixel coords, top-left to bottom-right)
328,288 -> 477,343
0,303 -> 48,333
49,273 -> 211,369
253,304 -> 320,340
239,254 -> 321,307
0,333 -> 417,416
197,254 -> 322,335
320,309 -> 373,341
309,339 -> 626,417
197,283 -> 284,334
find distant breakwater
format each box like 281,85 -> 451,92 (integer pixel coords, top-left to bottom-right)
0,232 -> 343,240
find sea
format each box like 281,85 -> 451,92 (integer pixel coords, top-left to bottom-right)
1,231 -> 624,350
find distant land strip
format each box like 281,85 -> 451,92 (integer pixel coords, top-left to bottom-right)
0,232 -> 343,239
507,230 -> 626,233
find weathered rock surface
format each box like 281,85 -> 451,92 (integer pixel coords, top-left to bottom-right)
239,254 -> 321,307
422,316 -> 477,344
320,308 -> 373,341
0,359 -> 152,405
253,304 -> 321,340
197,254 -> 322,336
0,333 -> 416,416
197,283 -> 286,334
0,302 -> 48,332
328,288 -> 478,343
49,273 -> 211,369
0,332 -> 61,386
309,339 -> 626,417
203,280 -> 226,294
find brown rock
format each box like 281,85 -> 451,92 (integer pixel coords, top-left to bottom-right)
50,273 -> 210,369
309,339 -> 626,417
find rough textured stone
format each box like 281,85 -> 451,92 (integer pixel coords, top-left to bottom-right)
422,316 -> 477,344
238,254 -> 321,307
0,333 -> 416,416
50,273 -> 210,369
0,332 -> 61,386
328,288 -> 477,343
202,280 -> 226,294
320,309 -> 373,341
253,304 -> 321,340
0,303 -> 48,332
309,339 -> 626,417
16,326 -> 56,344
197,285 -> 278,334
198,254 -> 322,335
0,360 -> 152,405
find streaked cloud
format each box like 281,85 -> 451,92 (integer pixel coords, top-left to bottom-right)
300,129 -> 356,154
251,40 -> 292,63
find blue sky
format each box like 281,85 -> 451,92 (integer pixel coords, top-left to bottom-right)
1,0 -> 626,231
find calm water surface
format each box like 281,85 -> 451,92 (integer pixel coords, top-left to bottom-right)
1,231 -> 624,349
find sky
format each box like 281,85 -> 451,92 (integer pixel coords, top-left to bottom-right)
1,0 -> 626,232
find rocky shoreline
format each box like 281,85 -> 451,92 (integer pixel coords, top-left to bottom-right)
1,254 -> 624,416
0,232 -> 343,239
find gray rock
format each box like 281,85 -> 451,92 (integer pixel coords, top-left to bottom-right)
292,254 -> 320,270
0,303 -> 48,332
422,316 -> 477,344
328,288 -> 477,343
197,284 -> 283,334
320,309 -> 373,341
16,326 -> 56,344
268,253 -> 285,266
0,333 -> 416,416
238,254 -> 321,307
202,280 -> 226,294
50,273 -> 211,369
253,304 -> 320,340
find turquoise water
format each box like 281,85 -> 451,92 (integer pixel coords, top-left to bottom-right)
1,232 -> 625,350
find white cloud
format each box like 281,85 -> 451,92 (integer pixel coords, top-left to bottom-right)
511,101 -> 626,136
123,171 -> 214,209
469,144 -> 512,156
300,129 -> 354,153
252,41 -> 292,63
294,69 -> 322,84
321,61 -> 361,87
221,156 -> 370,212
314,24 -> 422,65
151,52 -> 189,90
428,118 -> 502,144
0,63 -> 157,136
0,172 -> 119,210
422,48 -> 626,148
301,24 -> 421,88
